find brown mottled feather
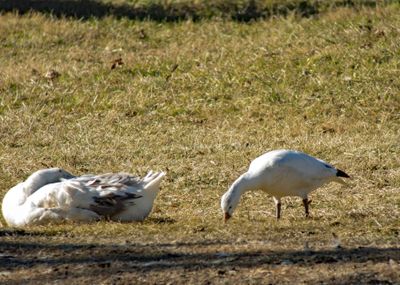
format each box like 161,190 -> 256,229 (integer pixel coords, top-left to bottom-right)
90,192 -> 142,218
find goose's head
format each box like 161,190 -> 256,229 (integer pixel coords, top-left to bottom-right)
220,190 -> 240,222
24,168 -> 75,194
34,168 -> 75,181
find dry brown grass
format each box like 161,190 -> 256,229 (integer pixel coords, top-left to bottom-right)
0,3 -> 399,284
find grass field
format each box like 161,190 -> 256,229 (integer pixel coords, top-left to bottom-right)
0,1 -> 399,283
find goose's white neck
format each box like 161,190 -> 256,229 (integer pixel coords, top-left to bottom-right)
2,168 -> 74,227
1,171 -> 51,214
221,173 -> 260,217
24,169 -> 61,196
2,183 -> 29,226
2,170 -> 54,214
228,173 -> 258,196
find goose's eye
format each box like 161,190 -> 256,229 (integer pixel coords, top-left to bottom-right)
229,206 -> 232,210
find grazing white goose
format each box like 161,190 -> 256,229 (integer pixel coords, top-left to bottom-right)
2,168 -> 165,227
221,149 -> 350,221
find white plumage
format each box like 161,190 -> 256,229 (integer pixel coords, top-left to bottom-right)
221,149 -> 350,221
2,168 -> 165,227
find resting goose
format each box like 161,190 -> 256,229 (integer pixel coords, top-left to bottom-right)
221,149 -> 350,221
2,168 -> 165,227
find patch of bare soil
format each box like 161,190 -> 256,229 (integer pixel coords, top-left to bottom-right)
0,230 -> 398,284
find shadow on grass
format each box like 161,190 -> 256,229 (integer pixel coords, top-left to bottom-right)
0,0 -> 382,22
0,237 -> 398,283
0,239 -> 398,270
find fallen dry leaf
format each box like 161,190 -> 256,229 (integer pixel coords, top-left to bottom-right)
111,58 -> 124,70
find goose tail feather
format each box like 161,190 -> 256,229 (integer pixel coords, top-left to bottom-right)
333,168 -> 350,185
143,171 -> 165,191
336,169 -> 350,178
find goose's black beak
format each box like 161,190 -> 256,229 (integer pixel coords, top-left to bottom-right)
224,212 -> 231,222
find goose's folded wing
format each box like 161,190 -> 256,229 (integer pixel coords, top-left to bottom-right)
78,173 -> 144,189
89,192 -> 142,217
270,155 -> 338,186
64,178 -> 144,218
